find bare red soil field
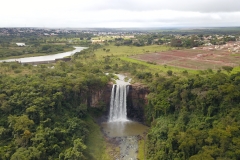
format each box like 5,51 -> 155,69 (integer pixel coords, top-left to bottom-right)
130,48 -> 240,70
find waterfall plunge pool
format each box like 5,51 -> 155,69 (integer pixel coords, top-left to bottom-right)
101,121 -> 148,137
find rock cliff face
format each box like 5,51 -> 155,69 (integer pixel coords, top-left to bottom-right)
87,84 -> 112,109
87,83 -> 149,123
127,84 -> 149,122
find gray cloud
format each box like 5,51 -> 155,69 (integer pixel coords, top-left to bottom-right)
0,0 -> 240,27
82,0 -> 240,13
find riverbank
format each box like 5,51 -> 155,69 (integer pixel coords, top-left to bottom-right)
0,47 -> 74,60
85,117 -> 111,160
102,131 -> 147,160
0,47 -> 86,63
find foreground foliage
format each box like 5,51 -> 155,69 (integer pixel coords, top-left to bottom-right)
145,72 -> 240,159
0,58 -> 109,159
2,41 -> 240,160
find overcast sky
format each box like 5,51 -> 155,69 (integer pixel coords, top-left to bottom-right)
1,0 -> 240,28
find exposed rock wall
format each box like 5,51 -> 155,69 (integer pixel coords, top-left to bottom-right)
87,84 -> 112,109
127,84 -> 149,122
87,83 -> 149,122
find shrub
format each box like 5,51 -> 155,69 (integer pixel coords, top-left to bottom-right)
182,70 -> 188,75
167,70 -> 173,76
14,69 -> 22,73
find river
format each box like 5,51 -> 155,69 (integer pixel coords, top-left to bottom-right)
0,47 -> 86,63
101,74 -> 149,160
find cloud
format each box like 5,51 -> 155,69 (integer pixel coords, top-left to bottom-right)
0,0 -> 240,27
78,0 -> 240,13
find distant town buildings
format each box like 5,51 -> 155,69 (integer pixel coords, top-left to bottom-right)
91,39 -> 105,44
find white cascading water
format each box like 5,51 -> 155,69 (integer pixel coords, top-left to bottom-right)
109,84 -> 128,122
104,74 -> 148,160
108,74 -> 131,122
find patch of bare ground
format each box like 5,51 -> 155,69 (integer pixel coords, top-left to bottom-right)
130,47 -> 240,70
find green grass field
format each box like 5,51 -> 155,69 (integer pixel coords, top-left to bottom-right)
94,44 -> 172,58
93,44 -> 200,76
93,44 -> 240,76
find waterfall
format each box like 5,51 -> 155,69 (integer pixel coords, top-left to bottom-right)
109,84 -> 129,122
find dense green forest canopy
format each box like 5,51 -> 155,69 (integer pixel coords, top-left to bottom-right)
0,52 -> 110,159
145,71 -> 240,159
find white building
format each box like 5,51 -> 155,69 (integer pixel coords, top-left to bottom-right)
16,43 -> 25,47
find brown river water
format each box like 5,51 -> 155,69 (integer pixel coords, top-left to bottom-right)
101,121 -> 149,160
101,121 -> 148,137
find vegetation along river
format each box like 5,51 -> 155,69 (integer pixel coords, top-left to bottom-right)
0,47 -> 86,63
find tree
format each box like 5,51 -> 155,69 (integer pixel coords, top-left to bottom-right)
167,70 -> 173,76
8,115 -> 34,133
171,39 -> 182,47
10,147 -> 41,160
63,138 -> 87,160
222,66 -> 233,73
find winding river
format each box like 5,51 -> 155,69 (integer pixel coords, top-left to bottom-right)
0,47 -> 86,63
